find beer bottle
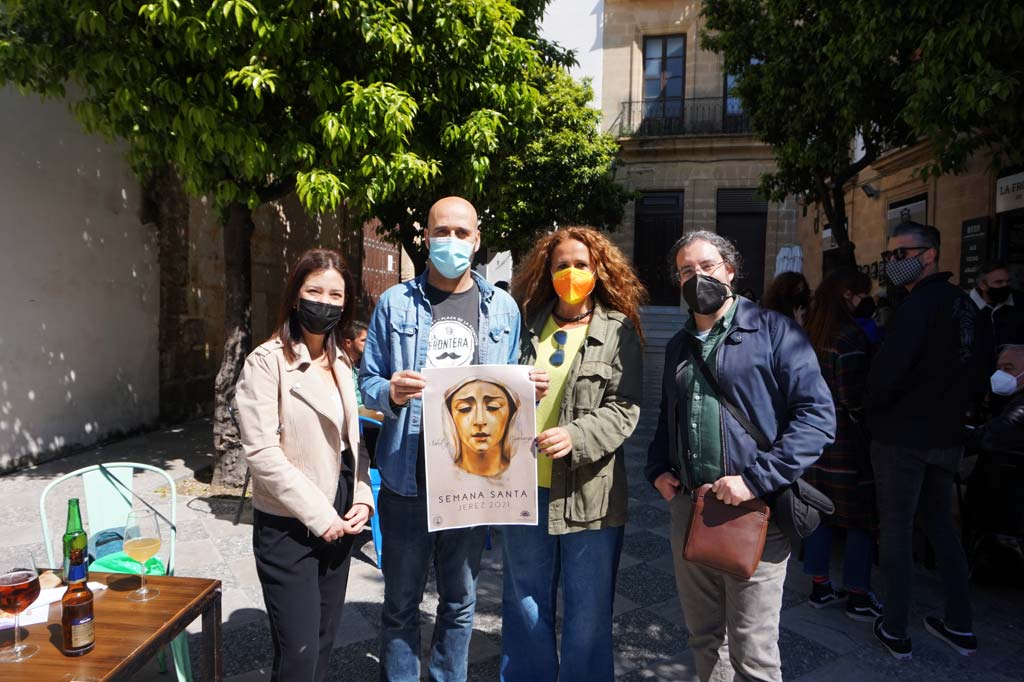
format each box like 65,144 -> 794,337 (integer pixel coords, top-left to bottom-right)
62,498 -> 88,584
61,548 -> 95,656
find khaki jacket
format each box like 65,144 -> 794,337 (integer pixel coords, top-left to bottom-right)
235,338 -> 374,536
521,302 -> 643,534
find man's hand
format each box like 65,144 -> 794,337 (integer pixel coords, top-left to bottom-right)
536,427 -> 572,459
320,516 -> 347,542
389,370 -> 426,406
340,503 -> 372,535
711,475 -> 755,506
530,368 -> 550,401
654,471 -> 681,501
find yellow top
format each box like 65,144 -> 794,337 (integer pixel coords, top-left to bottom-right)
534,316 -> 589,487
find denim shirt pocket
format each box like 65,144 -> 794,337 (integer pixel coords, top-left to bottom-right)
390,316 -> 418,367
487,314 -> 514,362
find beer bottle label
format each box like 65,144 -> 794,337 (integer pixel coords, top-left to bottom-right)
70,615 -> 95,648
67,562 -> 87,583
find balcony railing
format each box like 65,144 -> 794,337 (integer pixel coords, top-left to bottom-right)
617,97 -> 752,138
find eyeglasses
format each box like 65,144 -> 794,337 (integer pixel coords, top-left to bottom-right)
550,330 -> 568,367
672,260 -> 724,284
881,246 -> 929,262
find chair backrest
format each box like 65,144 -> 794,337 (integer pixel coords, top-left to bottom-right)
358,415 -> 383,434
39,462 -> 178,575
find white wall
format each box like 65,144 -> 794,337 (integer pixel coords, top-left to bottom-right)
541,0 -> 605,107
0,88 -> 159,471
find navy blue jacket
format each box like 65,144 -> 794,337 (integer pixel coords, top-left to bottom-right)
645,298 -> 836,498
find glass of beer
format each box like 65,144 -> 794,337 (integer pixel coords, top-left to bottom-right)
0,552 -> 41,662
124,509 -> 162,602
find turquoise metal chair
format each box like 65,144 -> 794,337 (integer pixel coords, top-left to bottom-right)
359,415 -> 384,568
39,462 -> 193,682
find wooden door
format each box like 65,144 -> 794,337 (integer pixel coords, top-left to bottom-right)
635,192 -> 684,306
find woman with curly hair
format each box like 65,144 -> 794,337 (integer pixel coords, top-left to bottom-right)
501,226 -> 645,682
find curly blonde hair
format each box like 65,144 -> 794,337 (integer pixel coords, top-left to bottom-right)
512,226 -> 647,344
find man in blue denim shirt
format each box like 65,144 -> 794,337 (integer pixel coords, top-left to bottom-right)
361,196 -> 548,682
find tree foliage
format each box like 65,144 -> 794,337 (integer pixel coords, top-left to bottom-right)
0,0 -> 547,484
701,1 -> 917,263
702,0 -> 1023,266
375,67 -> 630,265
895,0 -> 1024,175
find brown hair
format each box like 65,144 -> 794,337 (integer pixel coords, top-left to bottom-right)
762,271 -> 811,319
273,249 -> 356,363
511,226 -> 647,343
804,267 -> 871,355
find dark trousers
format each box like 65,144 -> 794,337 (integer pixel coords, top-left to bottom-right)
254,468 -> 355,682
871,442 -> 973,637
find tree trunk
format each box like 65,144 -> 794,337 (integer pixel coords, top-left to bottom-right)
399,220 -> 428,275
824,181 -> 857,270
211,202 -> 255,488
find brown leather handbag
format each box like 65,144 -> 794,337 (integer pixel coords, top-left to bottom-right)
683,484 -> 770,580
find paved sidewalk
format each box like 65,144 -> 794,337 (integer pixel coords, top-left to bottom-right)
2,417 -> 1022,681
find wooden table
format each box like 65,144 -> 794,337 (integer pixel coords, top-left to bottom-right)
0,573 -> 222,681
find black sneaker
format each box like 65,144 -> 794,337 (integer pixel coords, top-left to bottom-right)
874,616 -> 912,660
808,581 -> 847,608
846,591 -> 884,622
924,616 -> 977,656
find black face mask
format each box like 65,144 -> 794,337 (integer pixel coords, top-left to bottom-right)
683,273 -> 733,315
853,296 -> 876,319
296,298 -> 343,335
988,286 -> 1011,305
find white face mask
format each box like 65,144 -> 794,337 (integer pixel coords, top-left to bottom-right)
990,369 -> 1024,396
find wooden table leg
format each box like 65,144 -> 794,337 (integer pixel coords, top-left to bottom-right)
202,588 -> 223,681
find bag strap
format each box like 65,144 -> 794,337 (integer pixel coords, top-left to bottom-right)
687,338 -> 772,452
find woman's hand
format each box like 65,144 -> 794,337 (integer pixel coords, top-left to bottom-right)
319,517 -> 348,542
654,471 -> 681,501
530,368 -> 550,401
536,426 -> 572,459
340,503 -> 372,535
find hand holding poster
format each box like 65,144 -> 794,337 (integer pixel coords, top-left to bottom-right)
422,364 -> 538,531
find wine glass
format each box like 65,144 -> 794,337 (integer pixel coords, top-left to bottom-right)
0,550 -> 41,663
124,509 -> 162,602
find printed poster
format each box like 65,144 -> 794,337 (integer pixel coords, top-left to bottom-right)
422,364 -> 538,531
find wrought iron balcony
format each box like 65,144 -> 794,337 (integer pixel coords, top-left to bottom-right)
617,97 -> 752,138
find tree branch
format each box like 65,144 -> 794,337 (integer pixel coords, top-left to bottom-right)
257,175 -> 297,204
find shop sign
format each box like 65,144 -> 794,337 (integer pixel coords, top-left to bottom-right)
959,217 -> 990,290
997,172 -> 1024,213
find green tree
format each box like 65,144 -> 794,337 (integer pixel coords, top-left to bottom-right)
0,0 -> 542,484
375,67 -> 630,268
895,0 -> 1024,175
701,1 -> 918,265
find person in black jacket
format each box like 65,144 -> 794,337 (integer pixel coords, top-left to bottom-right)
971,262 -> 1024,411
867,221 -> 977,661
966,345 -> 1024,546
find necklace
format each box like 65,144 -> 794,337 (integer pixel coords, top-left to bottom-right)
552,307 -> 594,324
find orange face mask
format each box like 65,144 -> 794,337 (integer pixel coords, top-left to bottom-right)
552,267 -> 596,305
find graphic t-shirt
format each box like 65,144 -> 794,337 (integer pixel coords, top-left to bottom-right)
424,281 -> 481,367
534,317 -> 589,487
418,280 -> 482,484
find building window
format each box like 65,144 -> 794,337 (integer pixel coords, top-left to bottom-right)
724,72 -> 742,115
643,34 -> 685,102
887,194 -> 928,231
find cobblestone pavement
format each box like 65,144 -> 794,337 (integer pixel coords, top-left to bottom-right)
2,417 -> 1021,680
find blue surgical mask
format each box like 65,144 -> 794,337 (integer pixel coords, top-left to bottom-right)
429,237 -> 475,279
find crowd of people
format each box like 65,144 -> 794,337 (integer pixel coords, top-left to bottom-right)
234,195 -> 1018,682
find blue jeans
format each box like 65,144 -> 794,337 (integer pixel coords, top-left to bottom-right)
802,524 -> 874,592
500,487 -> 624,682
378,486 -> 487,682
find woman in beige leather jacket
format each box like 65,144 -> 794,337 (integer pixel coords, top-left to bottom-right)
236,248 -> 374,682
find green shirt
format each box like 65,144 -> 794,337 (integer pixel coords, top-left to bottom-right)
679,301 -> 737,487
534,316 -> 589,488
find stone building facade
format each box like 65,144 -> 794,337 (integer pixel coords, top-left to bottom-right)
601,0 -> 799,305
795,143 -> 1002,292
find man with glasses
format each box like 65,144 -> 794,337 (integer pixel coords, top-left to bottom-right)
646,230 -> 834,682
867,220 -> 978,660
